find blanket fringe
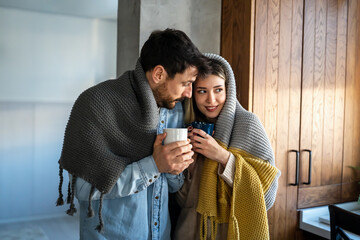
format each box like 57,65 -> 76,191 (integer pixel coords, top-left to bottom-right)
66,182 -> 71,204
211,219 -> 217,240
56,167 -> 106,232
199,214 -> 218,240
199,214 -> 205,240
66,175 -> 77,216
95,193 -> 105,233
232,215 -> 240,240
56,166 -> 64,206
87,185 -> 95,218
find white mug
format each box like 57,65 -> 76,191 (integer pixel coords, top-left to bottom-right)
163,128 -> 188,145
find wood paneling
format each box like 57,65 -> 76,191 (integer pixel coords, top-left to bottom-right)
297,0 -> 358,209
275,0 -> 293,238
251,0 -> 304,238
342,0 -> 355,184
342,182 -> 360,202
265,0 -> 279,148
221,0 -> 360,239
311,0 -> 326,188
333,0 -> 347,185
252,0 -> 267,122
300,0 -> 315,186
251,0 -> 305,238
298,184 -> 341,208
322,0 -> 337,186
221,0 -> 252,110
288,0 -> 304,238
266,0 -> 280,238
343,0 -> 360,200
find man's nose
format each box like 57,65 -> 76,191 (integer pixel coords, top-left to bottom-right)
182,84 -> 192,98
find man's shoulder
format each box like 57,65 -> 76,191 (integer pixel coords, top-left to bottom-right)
173,101 -> 183,111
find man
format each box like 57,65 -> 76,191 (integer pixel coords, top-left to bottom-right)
56,29 -> 209,239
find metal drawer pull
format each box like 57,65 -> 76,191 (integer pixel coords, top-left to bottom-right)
302,149 -> 312,185
289,150 -> 299,186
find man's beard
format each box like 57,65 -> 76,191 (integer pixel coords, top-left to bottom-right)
153,82 -> 183,109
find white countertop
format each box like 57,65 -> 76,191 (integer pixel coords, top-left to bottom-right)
299,201 -> 360,239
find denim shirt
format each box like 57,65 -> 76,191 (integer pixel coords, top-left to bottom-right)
72,102 -> 185,240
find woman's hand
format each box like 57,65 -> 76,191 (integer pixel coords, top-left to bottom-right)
188,128 -> 230,167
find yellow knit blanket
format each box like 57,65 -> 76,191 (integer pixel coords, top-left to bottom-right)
196,143 -> 279,240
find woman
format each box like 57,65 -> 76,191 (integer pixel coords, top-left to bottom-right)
174,54 -> 280,240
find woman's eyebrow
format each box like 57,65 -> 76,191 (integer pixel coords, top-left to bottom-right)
196,86 -> 207,89
213,85 -> 223,88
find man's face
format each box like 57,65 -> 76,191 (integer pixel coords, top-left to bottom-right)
154,66 -> 198,109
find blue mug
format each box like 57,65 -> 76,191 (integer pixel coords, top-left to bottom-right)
189,121 -> 214,135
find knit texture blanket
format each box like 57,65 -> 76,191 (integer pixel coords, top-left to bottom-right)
57,59 -> 159,231
195,53 -> 280,239
197,146 -> 279,240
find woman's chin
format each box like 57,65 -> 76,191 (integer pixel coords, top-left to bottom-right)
203,113 -> 220,121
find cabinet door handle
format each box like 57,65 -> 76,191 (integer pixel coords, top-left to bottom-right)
289,150 -> 299,186
302,149 -> 312,185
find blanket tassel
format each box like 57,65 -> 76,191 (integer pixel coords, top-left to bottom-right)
66,175 -> 77,216
56,166 -> 64,206
87,185 -> 95,218
95,193 -> 104,233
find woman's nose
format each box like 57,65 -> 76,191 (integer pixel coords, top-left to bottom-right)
206,92 -> 215,103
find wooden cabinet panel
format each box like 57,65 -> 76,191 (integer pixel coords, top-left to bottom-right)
298,184 -> 341,208
287,0 -> 304,239
333,0 -> 347,185
322,0 -> 337,186
252,0 -> 267,121
221,0 -> 252,110
253,0 -> 304,239
343,0 -> 360,195
300,0 -> 315,190
277,0 -> 294,238
298,0 -> 347,208
221,0 -> 360,239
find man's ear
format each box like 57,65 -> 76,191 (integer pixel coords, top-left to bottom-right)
151,65 -> 167,85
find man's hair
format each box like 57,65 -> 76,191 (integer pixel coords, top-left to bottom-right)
140,28 -> 209,79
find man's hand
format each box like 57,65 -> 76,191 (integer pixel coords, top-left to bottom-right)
152,133 -> 194,175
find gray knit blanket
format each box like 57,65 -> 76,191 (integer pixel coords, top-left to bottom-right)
204,53 -> 280,209
59,59 -> 159,194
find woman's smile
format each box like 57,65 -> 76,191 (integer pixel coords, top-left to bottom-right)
205,106 -> 218,112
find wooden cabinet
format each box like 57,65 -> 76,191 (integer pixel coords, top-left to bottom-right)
221,0 -> 360,239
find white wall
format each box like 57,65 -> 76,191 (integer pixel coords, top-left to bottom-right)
117,0 -> 221,76
139,0 -> 221,54
0,7 -> 117,222
0,0 -> 221,223
0,7 -> 117,102
0,102 -> 72,222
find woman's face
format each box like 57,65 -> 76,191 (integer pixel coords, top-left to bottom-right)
194,74 -> 226,121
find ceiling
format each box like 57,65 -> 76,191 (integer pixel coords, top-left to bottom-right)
0,0 -> 118,20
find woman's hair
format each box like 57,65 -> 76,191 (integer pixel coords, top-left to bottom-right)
184,58 -> 227,124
